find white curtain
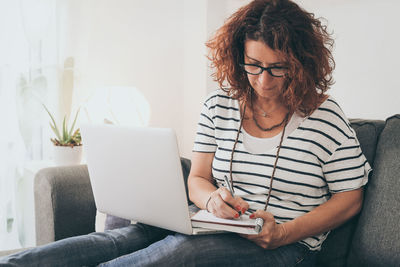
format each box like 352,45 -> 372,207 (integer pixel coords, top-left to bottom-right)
0,0 -> 58,250
0,0 -> 159,250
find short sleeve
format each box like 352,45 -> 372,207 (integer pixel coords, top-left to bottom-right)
323,136 -> 371,193
192,102 -> 217,153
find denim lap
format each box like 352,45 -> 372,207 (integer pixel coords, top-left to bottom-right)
100,232 -> 315,267
0,224 -> 170,267
0,224 -> 316,267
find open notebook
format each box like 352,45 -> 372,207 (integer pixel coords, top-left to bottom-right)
190,205 -> 257,234
190,205 -> 259,235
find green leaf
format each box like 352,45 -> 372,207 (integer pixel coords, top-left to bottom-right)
65,137 -> 72,144
49,124 -> 61,142
62,116 -> 68,142
68,108 -> 80,136
71,129 -> 82,145
43,104 -> 62,141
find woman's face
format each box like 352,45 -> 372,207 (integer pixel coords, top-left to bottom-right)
243,39 -> 286,100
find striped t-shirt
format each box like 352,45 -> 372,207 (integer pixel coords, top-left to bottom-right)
193,89 -> 371,251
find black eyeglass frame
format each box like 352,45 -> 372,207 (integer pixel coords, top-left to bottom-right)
239,63 -> 288,77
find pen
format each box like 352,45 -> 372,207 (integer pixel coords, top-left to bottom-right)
223,175 -> 235,196
223,175 -> 241,216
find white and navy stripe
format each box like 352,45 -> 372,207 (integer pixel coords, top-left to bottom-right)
193,89 -> 371,251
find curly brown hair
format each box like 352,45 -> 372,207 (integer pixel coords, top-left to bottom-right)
206,0 -> 335,116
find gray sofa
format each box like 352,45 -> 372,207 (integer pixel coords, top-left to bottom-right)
2,115 -> 400,266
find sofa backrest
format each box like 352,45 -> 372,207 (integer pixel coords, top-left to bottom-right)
316,119 -> 385,267
347,115 -> 400,266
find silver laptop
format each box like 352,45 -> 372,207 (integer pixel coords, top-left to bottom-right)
81,124 -> 218,235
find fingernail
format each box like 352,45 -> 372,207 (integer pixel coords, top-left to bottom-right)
236,205 -> 241,211
235,213 -> 239,218
249,214 -> 255,219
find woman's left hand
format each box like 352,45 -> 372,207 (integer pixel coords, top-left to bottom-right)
240,210 -> 287,249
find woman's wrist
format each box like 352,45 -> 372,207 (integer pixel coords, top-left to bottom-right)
275,223 -> 289,248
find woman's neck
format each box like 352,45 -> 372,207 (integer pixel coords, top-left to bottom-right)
251,93 -> 287,117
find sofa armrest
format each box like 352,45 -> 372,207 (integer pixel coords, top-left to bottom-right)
34,165 -> 96,246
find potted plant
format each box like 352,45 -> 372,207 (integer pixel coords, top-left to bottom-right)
43,104 -> 83,166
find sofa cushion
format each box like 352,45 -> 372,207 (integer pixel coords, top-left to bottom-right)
347,114 -> 400,266
104,157 -> 192,231
316,119 -> 385,267
348,119 -> 386,166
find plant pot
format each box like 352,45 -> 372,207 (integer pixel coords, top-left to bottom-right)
53,145 -> 83,166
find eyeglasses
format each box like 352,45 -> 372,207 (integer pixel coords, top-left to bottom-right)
239,63 -> 287,77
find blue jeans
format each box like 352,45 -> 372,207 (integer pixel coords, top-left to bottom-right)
0,223 -> 317,267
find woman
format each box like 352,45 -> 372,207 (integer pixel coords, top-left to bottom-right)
189,0 -> 369,253
0,0 -> 370,266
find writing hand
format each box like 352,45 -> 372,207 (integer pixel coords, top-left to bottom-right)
206,187 -> 249,219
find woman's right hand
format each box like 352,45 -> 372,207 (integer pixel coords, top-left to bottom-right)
188,152 -> 249,219
206,187 -> 249,219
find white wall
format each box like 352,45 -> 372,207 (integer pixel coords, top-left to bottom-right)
62,0 -> 399,160
62,0 -> 218,159
182,1 -> 208,158
62,0 -> 191,154
296,0 -> 400,120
